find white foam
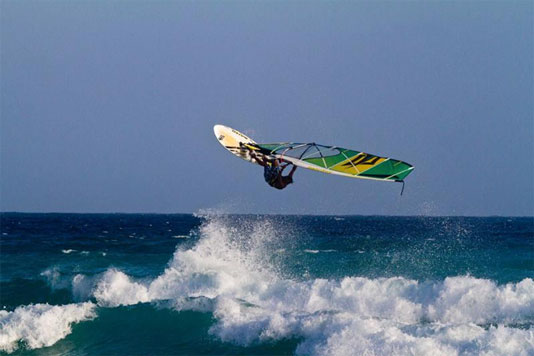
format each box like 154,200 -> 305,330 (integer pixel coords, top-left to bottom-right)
428,276 -> 534,324
93,269 -> 150,307
61,249 -> 76,254
75,215 -> 534,355
0,302 -> 96,353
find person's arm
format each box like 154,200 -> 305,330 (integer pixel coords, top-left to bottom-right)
251,152 -> 268,167
288,165 -> 297,178
278,161 -> 292,173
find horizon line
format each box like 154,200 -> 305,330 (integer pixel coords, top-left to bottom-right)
1,211 -> 533,218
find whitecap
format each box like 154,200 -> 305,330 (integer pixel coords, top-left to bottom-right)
0,302 -> 96,353
72,215 -> 534,356
93,269 -> 150,307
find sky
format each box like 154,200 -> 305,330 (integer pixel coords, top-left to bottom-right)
1,1 -> 533,216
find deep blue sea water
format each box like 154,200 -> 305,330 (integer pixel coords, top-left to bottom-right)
1,213 -> 533,355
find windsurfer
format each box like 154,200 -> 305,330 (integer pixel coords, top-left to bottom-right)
251,152 -> 297,190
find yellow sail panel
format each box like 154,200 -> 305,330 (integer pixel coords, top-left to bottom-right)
327,152 -> 364,174
330,153 -> 386,176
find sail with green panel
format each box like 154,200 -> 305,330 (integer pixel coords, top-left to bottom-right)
249,142 -> 414,182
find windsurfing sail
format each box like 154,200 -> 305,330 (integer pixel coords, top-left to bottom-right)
245,142 -> 414,182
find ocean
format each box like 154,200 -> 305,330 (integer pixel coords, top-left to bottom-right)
1,213 -> 533,355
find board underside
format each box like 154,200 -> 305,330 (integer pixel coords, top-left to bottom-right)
213,125 -> 267,166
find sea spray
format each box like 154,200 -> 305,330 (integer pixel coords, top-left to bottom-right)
95,214 -> 286,305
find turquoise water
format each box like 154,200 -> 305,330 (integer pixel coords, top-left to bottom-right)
1,213 -> 533,355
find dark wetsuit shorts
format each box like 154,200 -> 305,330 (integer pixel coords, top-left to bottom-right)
264,165 -> 281,186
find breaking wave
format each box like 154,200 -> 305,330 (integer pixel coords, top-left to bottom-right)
0,302 -> 96,353
8,215 -> 534,355
83,215 -> 534,355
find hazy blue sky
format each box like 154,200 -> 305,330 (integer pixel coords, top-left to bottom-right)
1,1 -> 532,216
